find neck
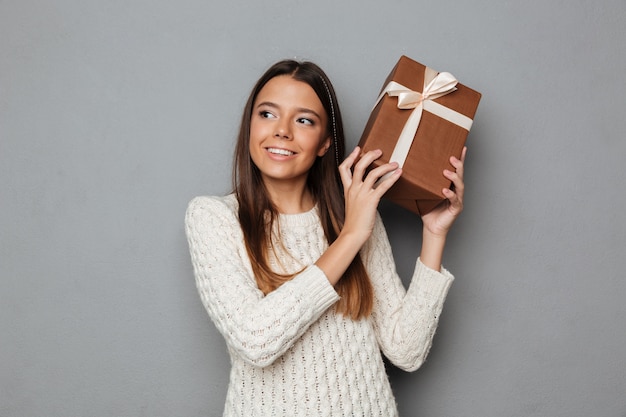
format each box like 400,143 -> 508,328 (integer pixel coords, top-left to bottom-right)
264,180 -> 314,214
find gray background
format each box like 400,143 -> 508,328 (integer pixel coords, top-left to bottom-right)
2,0 -> 625,416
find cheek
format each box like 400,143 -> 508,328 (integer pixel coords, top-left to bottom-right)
248,124 -> 263,163
248,120 -> 268,151
248,135 -> 262,160
249,119 -> 261,140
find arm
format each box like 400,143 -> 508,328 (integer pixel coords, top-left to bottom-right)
364,214 -> 454,372
185,196 -> 339,367
317,145 -> 466,281
315,147 -> 402,283
420,146 -> 467,271
368,147 -> 467,371
350,147 -> 466,371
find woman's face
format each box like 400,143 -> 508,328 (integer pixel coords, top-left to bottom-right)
249,75 -> 330,190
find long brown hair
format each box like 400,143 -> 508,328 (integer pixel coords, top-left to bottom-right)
233,59 -> 373,320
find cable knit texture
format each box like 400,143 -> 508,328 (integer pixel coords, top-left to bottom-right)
185,194 -> 454,417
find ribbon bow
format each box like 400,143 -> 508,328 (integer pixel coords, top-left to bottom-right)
374,67 -> 473,169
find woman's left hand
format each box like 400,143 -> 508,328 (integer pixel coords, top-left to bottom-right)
421,146 -> 467,238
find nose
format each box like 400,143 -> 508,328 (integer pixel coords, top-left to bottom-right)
274,120 -> 292,140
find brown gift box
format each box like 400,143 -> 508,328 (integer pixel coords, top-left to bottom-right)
357,55 -> 481,215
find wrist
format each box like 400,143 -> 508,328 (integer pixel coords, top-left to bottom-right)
339,225 -> 370,248
316,230 -> 367,286
420,230 -> 447,272
423,227 -> 448,242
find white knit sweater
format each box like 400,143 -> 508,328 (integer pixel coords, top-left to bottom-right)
185,194 -> 454,417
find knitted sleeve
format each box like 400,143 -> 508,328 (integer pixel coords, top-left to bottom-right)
363,213 -> 454,372
185,196 -> 340,368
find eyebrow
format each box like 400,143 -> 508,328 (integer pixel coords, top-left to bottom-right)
256,101 -> 322,120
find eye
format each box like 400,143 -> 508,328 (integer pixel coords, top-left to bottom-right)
296,117 -> 314,126
259,110 -> 276,119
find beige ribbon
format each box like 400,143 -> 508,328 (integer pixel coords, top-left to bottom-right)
373,67 -> 473,169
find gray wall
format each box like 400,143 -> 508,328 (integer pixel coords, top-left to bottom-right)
2,0 -> 625,416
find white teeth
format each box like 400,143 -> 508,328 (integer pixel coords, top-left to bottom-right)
267,148 -> 295,156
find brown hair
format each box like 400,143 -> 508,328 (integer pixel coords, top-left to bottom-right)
233,59 -> 373,320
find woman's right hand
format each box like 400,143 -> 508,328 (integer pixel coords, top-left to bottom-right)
338,146 -> 402,245
316,147 -> 401,285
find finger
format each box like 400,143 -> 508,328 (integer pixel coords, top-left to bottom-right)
450,146 -> 467,180
362,161 -> 400,189
442,187 -> 463,214
371,167 -> 402,196
444,169 -> 464,202
339,147 -> 360,188
449,156 -> 464,180
339,146 -> 360,171
352,149 -> 383,183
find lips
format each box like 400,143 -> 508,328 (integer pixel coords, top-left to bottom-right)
266,147 -> 296,156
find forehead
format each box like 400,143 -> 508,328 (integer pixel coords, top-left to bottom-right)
255,75 -> 325,113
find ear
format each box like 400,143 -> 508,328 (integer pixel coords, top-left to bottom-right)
317,136 -> 332,157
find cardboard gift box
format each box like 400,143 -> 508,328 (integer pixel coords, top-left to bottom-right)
357,55 -> 481,215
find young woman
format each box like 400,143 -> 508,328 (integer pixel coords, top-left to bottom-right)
185,59 -> 466,416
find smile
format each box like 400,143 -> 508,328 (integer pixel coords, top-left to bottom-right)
266,147 -> 295,156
